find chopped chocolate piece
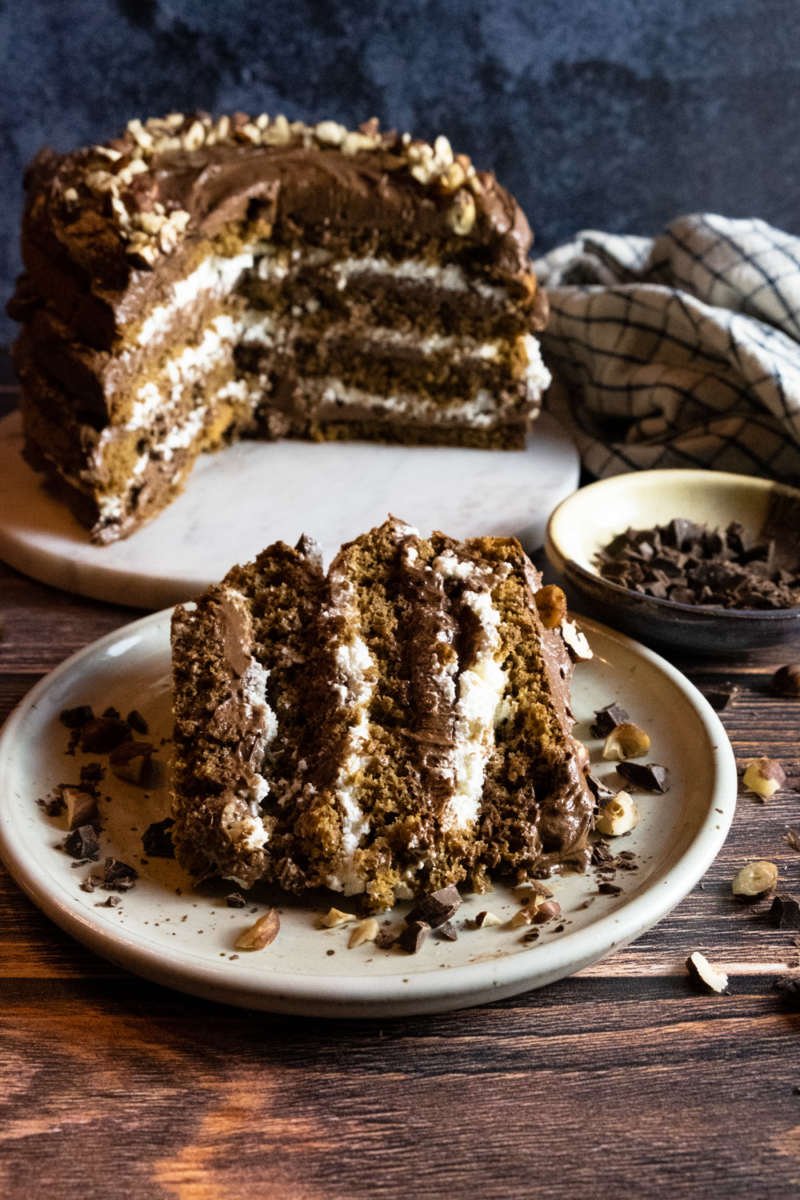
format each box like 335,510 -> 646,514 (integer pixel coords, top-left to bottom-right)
95,895 -> 120,908
597,882 -> 623,896
126,709 -> 150,734
774,977 -> 800,1010
702,683 -> 739,712
80,716 -> 130,754
590,703 -> 630,738
435,920 -> 458,942
226,892 -> 247,908
375,927 -> 400,950
64,824 -> 100,860
110,739 -> 157,785
595,518 -> 800,609
616,762 -> 671,793
61,786 -> 99,830
397,919 -> 430,954
406,884 -> 462,928
770,894 -> 800,930
79,876 -> 96,893
59,704 -> 95,731
99,857 -> 138,891
521,928 -> 541,943
772,664 -> 800,698
141,818 -> 175,858
79,762 -> 105,794
42,792 -> 66,817
102,706 -> 122,720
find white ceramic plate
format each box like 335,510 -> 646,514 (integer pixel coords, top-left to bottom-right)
0,409 -> 578,608
0,611 -> 737,1018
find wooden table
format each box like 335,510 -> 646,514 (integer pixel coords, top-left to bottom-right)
1,401 -> 799,1198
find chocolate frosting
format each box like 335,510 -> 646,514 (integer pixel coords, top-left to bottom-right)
10,116 -> 539,343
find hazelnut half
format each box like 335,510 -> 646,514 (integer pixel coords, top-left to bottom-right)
686,950 -> 729,994
601,722 -> 651,761
731,860 -> 779,899
234,909 -> 280,951
594,791 -> 638,836
742,757 -> 786,800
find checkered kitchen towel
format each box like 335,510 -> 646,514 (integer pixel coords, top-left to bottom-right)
534,213 -> 800,483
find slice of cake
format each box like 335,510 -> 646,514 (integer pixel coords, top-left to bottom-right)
170,519 -> 593,911
8,113 -> 549,543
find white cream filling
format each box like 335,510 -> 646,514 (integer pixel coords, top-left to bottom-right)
133,247 -> 516,348
135,249 -> 261,345
324,591 -> 378,894
217,589 -> 278,853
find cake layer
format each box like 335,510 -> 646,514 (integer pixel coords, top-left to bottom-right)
170,519 -> 594,910
10,114 -> 552,542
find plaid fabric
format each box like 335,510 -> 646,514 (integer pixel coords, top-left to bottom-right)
535,214 -> 800,483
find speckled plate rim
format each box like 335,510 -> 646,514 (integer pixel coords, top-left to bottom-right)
0,608 -> 738,1018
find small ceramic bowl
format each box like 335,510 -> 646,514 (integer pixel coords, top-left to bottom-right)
545,469 -> 800,655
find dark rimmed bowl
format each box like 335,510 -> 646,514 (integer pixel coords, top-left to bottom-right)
545,469 -> 800,656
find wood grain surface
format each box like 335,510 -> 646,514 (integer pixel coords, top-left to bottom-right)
1,420 -> 799,1196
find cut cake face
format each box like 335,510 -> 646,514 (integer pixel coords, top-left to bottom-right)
171,519 -> 593,911
10,114 -> 550,542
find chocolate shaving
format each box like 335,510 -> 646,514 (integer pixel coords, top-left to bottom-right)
617,762 -> 671,793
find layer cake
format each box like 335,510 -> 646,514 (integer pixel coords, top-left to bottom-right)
9,113 -> 550,543
171,518 -> 594,911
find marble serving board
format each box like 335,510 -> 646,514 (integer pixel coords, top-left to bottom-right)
0,409 -> 579,609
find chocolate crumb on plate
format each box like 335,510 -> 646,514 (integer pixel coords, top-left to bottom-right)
141,817 -> 175,858
597,882 -> 623,897
110,740 -> 157,785
59,705 -> 94,730
226,892 -> 247,909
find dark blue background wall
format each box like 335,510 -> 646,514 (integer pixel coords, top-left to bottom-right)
3,0 -> 800,346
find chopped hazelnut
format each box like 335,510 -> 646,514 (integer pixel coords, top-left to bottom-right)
601,722 -> 651,761
234,909 -> 280,951
447,190 -> 476,236
594,791 -> 638,837
317,907 -> 353,929
62,786 -> 98,830
348,918 -> 379,948
535,584 -> 568,630
731,860 -> 779,899
742,757 -> 786,800
686,951 -> 729,994
474,910 -> 502,928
